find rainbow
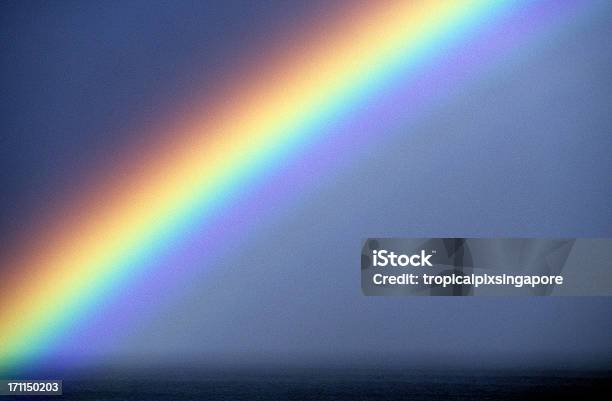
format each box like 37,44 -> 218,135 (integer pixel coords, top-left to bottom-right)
0,0 -> 589,374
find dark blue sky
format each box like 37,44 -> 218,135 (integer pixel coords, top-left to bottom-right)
0,0 -> 330,244
1,1 -> 611,372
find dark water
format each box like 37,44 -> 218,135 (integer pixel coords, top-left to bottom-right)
11,371 -> 612,400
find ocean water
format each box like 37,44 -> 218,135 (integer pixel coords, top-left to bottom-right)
26,371 -> 610,401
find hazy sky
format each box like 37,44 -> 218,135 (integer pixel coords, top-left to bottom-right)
1,1 -> 611,373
